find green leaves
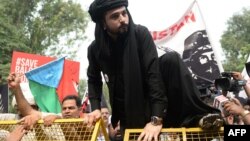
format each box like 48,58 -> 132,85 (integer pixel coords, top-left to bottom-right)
221,8 -> 250,72
0,0 -> 89,82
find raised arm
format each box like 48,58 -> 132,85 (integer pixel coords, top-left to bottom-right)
7,73 -> 41,118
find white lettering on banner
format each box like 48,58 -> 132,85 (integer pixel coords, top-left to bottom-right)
15,66 -> 34,74
19,58 -> 38,67
15,58 -> 39,82
151,10 -> 196,41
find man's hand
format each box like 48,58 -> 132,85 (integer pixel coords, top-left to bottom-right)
232,72 -> 244,80
109,121 -> 121,139
84,109 -> 101,128
137,122 -> 162,141
6,125 -> 27,141
43,115 -> 61,126
224,98 -> 244,115
18,112 -> 41,130
7,73 -> 21,89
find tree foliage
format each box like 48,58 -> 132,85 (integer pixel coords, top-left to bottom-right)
0,0 -> 89,84
220,8 -> 250,72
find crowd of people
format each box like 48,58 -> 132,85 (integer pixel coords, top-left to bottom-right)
1,0 -> 250,141
219,72 -> 250,125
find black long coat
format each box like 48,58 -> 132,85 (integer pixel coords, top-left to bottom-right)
87,23 -> 167,128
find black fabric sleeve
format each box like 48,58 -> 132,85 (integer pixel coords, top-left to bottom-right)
136,25 -> 167,117
87,42 -> 103,111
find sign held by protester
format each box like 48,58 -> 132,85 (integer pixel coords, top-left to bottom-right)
151,1 -> 221,88
10,51 -> 80,106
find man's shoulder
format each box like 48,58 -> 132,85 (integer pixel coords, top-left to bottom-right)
88,40 -> 99,53
134,24 -> 151,38
88,40 -> 97,48
134,24 -> 148,32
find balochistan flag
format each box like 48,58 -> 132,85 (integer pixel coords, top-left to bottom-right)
25,57 -> 65,113
150,0 -> 222,87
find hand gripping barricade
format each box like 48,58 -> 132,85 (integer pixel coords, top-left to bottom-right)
0,118 -> 109,141
124,127 -> 224,141
0,118 -> 224,141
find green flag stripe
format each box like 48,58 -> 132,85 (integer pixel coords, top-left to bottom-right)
29,80 -> 61,113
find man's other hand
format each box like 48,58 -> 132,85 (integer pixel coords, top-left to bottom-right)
137,122 -> 162,141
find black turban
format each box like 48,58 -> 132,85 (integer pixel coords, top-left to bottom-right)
88,0 -> 128,23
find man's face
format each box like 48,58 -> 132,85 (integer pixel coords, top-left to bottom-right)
62,99 -> 80,118
101,108 -> 110,125
104,6 -> 129,38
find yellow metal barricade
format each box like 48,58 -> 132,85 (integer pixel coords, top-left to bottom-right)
0,118 -> 224,141
0,118 -> 109,141
124,127 -> 224,141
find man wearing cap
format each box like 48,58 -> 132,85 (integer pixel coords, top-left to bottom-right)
85,0 -> 167,141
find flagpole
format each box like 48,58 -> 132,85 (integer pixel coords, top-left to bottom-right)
195,0 -> 224,73
82,87 -> 88,104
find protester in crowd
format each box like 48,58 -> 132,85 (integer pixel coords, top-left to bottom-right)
39,95 -> 83,125
97,106 -> 111,141
232,71 -> 250,97
223,114 -> 234,125
0,84 -> 39,140
220,98 -> 244,125
5,125 -> 27,141
244,99 -> 250,111
0,89 -> 40,141
0,126 -> 26,141
218,71 -> 249,108
85,0 -> 226,140
85,0 -> 167,140
223,98 -> 250,124
7,73 -> 82,126
8,73 -> 57,127
7,72 -> 86,140
0,95 -> 38,120
108,120 -> 121,141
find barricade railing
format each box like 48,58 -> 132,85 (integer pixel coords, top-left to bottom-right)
124,127 -> 224,141
0,118 -> 109,141
0,119 -> 224,141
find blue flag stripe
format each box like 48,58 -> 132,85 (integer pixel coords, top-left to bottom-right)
25,57 -> 65,88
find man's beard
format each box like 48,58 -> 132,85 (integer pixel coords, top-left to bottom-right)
119,24 -> 128,33
106,24 -> 129,39
117,24 -> 128,38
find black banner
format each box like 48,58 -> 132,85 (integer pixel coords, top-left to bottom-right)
0,84 -> 8,113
